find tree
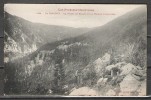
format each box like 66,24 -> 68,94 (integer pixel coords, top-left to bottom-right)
51,49 -> 65,95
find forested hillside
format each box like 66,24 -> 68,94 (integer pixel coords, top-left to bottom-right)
4,6 -> 147,96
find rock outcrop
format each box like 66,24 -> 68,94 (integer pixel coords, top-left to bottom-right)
93,53 -> 111,76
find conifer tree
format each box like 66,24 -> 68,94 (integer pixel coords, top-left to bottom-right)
51,49 -> 65,95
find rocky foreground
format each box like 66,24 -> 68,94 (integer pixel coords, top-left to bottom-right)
69,53 -> 146,96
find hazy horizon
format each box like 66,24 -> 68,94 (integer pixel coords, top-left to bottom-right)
4,4 -> 145,28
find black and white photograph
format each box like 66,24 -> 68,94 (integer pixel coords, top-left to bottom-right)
4,4 -> 147,96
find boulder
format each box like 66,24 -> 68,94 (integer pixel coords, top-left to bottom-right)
97,77 -> 108,86
94,53 -> 111,75
106,89 -> 116,96
136,66 -> 143,70
69,87 -> 98,96
101,53 -> 111,63
131,69 -> 144,76
119,74 -> 140,96
131,73 -> 144,81
106,65 -> 116,71
131,67 -> 146,81
120,63 -> 136,75
115,62 -> 127,68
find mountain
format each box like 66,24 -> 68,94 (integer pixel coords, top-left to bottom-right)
37,6 -> 147,66
4,6 -> 147,96
4,12 -> 89,61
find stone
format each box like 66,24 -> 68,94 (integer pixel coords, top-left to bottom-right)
119,74 -> 140,96
69,87 -> 98,96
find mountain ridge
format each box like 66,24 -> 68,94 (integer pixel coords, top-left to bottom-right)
4,6 -> 147,96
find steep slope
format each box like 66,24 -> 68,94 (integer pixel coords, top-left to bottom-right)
4,6 -> 147,95
37,6 -> 147,66
4,12 -> 89,61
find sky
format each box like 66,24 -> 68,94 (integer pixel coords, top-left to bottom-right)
4,4 -> 146,28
